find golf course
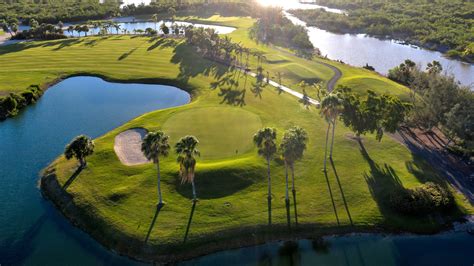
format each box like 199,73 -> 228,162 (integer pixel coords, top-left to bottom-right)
1,14 -> 472,263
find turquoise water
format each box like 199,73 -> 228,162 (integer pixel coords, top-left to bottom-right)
0,77 -> 473,265
0,76 -> 189,265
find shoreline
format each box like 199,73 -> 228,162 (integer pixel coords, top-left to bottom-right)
40,166 -> 470,264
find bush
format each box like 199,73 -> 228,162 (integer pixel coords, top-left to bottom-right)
0,85 -> 43,121
389,182 -> 453,215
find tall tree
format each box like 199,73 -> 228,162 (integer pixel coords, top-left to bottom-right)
254,127 -> 277,225
151,13 -> 159,31
320,94 -> 342,171
142,131 -> 170,206
280,126 -> 308,225
175,136 -> 200,202
64,135 -> 95,168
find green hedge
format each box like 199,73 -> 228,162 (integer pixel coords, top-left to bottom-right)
0,85 -> 43,121
389,182 -> 454,215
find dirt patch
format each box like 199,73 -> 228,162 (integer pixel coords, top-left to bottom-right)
114,128 -> 150,166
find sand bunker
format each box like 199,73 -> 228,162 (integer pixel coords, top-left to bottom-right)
114,128 -> 150,166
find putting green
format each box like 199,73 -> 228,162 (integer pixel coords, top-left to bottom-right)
162,107 -> 262,160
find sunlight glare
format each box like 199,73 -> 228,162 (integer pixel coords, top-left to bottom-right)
258,0 -> 287,7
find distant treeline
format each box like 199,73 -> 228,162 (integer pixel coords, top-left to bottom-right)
249,5 -> 315,59
0,85 -> 43,121
0,0 -> 248,25
290,0 -> 474,63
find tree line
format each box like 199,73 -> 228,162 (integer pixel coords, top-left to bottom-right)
249,5 -> 315,59
388,59 -> 473,158
0,85 -> 43,121
289,0 -> 474,63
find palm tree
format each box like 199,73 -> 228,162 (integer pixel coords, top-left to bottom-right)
64,135 -> 95,168
67,25 -> 74,36
151,13 -> 159,31
281,127 -> 308,226
142,131 -> 170,206
253,127 -> 277,225
175,136 -> 200,202
320,94 -> 342,171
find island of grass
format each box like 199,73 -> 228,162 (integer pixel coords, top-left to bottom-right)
0,15 -> 471,263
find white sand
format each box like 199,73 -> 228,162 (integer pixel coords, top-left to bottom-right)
114,128 -> 150,166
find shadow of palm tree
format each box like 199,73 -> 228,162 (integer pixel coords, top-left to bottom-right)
218,87 -> 246,106
330,159 -> 354,226
324,170 -> 340,226
171,42 -> 230,84
62,166 -> 83,190
144,204 -> 164,243
147,38 -> 177,51
183,201 -> 197,243
292,190 -> 299,226
118,48 -> 137,61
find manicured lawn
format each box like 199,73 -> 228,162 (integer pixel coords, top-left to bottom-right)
162,107 -> 262,160
1,14 -> 470,259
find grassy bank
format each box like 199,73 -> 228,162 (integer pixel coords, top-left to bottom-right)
1,14 -> 471,262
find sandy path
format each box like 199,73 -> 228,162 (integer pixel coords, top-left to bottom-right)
114,128 -> 150,166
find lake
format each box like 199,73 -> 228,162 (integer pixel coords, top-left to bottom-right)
0,76 -> 189,265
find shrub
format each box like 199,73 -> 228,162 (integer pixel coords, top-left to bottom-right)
0,85 -> 43,121
389,182 -> 453,215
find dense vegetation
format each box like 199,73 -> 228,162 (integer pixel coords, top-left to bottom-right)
290,0 -> 474,62
0,85 -> 42,120
0,0 -> 119,24
388,60 -> 473,158
249,6 -> 314,58
0,0 -> 247,25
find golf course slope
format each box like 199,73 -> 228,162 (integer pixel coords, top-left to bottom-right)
0,16 -> 467,264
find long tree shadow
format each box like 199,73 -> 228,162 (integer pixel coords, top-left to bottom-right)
62,166 -> 83,190
330,159 -> 354,226
171,42 -> 230,84
118,48 -> 137,61
183,201 -> 197,243
359,140 -> 404,214
292,190 -> 299,226
144,204 -> 164,243
324,170 -> 341,226
147,38 -> 177,51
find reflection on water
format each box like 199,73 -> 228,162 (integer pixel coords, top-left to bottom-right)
181,233 -> 474,266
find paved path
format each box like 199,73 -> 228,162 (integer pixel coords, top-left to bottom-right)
247,72 -> 320,105
318,61 -> 342,92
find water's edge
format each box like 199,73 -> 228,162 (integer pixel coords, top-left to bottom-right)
40,166 -> 471,264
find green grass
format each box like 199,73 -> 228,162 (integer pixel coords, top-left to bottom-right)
1,14 -> 471,260
162,107 -> 262,160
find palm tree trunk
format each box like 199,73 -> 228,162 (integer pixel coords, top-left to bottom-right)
191,179 -> 197,202
330,119 -> 336,159
157,158 -> 163,205
266,157 -> 272,225
324,123 -> 331,172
